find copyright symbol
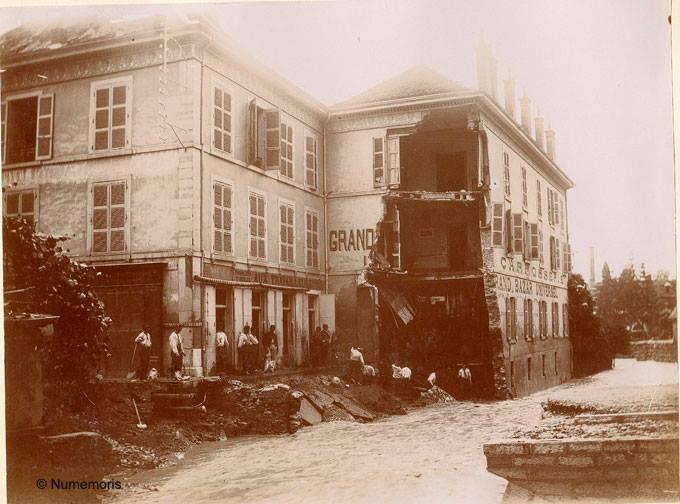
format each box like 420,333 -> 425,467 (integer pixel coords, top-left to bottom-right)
36,478 -> 47,489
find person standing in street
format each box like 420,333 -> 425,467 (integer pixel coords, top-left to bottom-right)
134,325 -> 152,380
457,364 -> 472,398
320,324 -> 332,366
311,326 -> 322,366
349,346 -> 365,384
216,329 -> 229,374
169,324 -> 185,379
238,325 -> 258,373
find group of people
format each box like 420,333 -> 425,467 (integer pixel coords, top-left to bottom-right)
237,324 -> 280,374
133,324 -> 186,381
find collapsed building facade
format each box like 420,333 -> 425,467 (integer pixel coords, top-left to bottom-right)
326,59 -> 574,397
1,16 -> 573,396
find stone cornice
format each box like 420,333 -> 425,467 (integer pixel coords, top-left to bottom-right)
2,40 -> 196,94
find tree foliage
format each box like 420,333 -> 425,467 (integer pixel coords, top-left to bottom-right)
597,264 -> 661,354
3,218 -> 111,383
568,273 -> 612,376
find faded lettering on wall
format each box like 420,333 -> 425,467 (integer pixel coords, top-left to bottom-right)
329,228 -> 375,252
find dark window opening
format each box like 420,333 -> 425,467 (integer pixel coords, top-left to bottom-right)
6,97 -> 38,164
251,291 -> 263,339
436,152 -> 467,191
542,354 -> 546,377
283,294 -> 292,357
527,356 -> 532,381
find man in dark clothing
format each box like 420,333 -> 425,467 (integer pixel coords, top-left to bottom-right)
319,324 -> 332,366
311,326 -> 322,366
134,325 -> 152,380
263,325 -> 276,350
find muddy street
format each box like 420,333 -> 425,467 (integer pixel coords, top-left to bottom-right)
112,359 -> 677,504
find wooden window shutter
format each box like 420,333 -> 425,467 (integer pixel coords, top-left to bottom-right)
523,219 -> 530,258
505,209 -> 513,253
538,229 -> 544,264
1,101 -> 6,164
36,94 -> 54,160
530,223 -> 539,259
248,99 -> 257,165
491,203 -> 504,247
265,109 -> 280,170
512,213 -> 523,254
373,137 -> 385,187
555,238 -> 560,269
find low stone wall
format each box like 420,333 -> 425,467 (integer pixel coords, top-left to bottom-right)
484,436 -> 679,499
630,340 -> 678,362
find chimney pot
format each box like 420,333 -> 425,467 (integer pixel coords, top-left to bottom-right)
545,127 -> 556,160
476,43 -> 498,100
534,115 -> 545,149
520,92 -> 531,136
504,78 -> 516,120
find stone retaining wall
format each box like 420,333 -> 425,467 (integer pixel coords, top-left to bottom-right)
484,436 -> 679,499
630,340 -> 678,362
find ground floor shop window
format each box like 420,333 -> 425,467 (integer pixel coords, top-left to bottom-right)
216,288 -> 227,332
542,354 -> 546,377
505,297 -> 517,342
527,357 -> 532,381
252,291 -> 263,339
283,293 -> 292,360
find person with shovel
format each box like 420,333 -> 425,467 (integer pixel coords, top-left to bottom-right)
134,325 -> 152,380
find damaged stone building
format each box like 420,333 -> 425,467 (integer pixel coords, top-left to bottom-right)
326,53 -> 574,397
1,16 -> 573,396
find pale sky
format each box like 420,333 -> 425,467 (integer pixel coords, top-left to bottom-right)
0,0 -> 675,281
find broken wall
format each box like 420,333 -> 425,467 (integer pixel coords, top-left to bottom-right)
400,129 -> 479,191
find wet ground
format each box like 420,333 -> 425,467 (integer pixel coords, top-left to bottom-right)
112,359 -> 678,504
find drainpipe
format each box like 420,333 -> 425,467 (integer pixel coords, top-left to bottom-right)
323,116 -> 329,294
199,43 -> 207,371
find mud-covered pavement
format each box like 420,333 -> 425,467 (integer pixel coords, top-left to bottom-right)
111,359 -> 678,504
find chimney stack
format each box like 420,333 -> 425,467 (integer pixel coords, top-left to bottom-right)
476,41 -> 498,100
545,125 -> 556,160
589,247 -> 595,285
503,77 -> 516,120
520,91 -> 531,136
534,112 -> 544,149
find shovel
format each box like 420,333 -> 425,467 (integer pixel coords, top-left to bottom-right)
126,343 -> 138,380
132,398 -> 147,429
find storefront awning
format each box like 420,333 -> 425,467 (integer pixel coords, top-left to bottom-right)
193,275 -> 309,292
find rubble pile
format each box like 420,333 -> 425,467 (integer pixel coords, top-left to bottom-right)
217,380 -> 301,434
420,385 -> 456,403
36,373 -> 431,474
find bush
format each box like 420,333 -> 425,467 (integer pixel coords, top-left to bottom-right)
3,217 -> 111,383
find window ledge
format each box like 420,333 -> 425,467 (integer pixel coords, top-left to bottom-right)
87,148 -> 133,160
2,160 -> 41,170
210,251 -> 235,260
86,252 -> 129,261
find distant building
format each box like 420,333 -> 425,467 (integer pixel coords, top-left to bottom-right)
1,17 -> 574,396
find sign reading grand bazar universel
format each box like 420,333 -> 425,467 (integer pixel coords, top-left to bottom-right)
495,255 -> 568,298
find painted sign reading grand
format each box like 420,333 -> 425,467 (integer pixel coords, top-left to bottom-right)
328,228 -> 375,252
